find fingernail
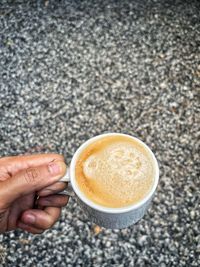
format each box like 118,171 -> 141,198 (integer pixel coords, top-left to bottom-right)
24,214 -> 35,224
48,162 -> 66,175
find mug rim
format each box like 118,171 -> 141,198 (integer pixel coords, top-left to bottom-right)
70,133 -> 159,214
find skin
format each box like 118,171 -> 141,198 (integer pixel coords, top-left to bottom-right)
0,154 -> 69,234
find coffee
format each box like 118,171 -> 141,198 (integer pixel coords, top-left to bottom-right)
75,135 -> 155,208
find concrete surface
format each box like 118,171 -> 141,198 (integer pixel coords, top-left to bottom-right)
0,0 -> 199,266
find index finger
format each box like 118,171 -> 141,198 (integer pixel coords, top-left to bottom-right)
0,154 -> 65,176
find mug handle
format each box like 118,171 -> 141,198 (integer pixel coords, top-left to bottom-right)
59,167 -> 75,197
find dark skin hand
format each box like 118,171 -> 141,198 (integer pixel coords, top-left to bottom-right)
0,154 -> 69,234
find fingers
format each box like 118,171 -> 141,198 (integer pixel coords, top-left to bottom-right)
0,161 -> 67,208
17,222 -> 44,234
20,207 -> 61,230
37,194 -> 69,207
38,182 -> 68,197
17,194 -> 68,233
0,154 -> 65,176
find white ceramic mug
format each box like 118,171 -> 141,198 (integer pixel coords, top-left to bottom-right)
60,133 -> 159,229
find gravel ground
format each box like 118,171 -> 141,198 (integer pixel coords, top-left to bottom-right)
0,0 -> 200,266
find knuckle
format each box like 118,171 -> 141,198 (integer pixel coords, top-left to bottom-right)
24,168 -> 40,185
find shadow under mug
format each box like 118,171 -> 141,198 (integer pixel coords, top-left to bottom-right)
60,133 -> 159,229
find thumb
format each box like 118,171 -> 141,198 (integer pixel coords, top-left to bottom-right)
0,161 -> 67,207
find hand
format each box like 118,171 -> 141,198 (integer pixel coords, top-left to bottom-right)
0,154 -> 69,234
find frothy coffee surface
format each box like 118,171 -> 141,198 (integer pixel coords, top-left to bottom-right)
75,135 -> 155,208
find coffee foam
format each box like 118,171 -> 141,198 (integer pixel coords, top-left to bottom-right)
84,143 -> 149,180
76,136 -> 154,208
